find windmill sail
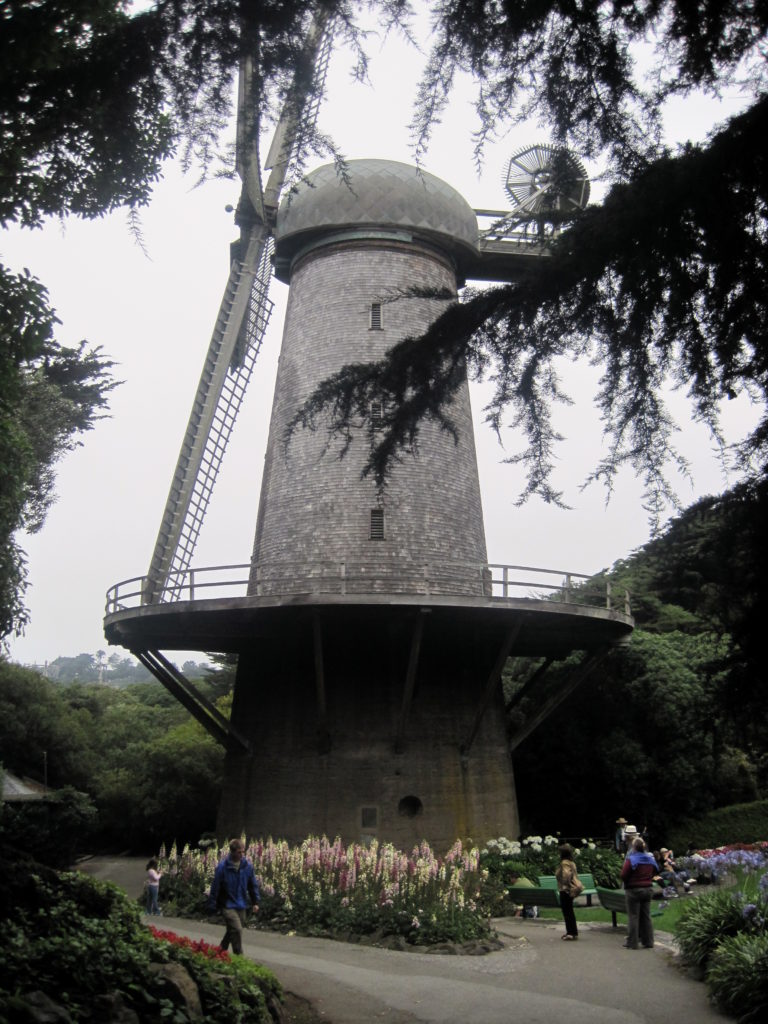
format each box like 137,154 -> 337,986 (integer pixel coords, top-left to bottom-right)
146,14 -> 334,603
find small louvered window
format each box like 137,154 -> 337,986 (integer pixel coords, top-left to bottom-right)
370,508 -> 384,540
370,401 -> 384,430
370,302 -> 383,330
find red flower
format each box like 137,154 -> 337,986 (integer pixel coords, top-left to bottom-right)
149,926 -> 231,962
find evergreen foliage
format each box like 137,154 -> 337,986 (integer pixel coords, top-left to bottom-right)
292,1 -> 768,519
0,265 -> 115,640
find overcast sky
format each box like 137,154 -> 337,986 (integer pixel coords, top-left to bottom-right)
4,6 -> 758,666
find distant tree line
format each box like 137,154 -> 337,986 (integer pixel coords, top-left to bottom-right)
37,651 -> 210,685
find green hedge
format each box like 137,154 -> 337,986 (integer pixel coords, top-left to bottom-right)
666,800 -> 768,852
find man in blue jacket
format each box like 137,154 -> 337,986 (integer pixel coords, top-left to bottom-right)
208,838 -> 260,954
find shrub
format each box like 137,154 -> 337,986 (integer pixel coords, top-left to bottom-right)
0,849 -> 281,1023
706,932 -> 768,1022
478,835 -> 624,894
0,786 -> 97,867
675,889 -> 753,970
666,800 -> 768,853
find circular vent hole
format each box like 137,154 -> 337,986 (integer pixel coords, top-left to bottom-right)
398,795 -> 423,818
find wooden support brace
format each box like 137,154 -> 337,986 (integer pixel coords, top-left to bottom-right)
313,613 -> 331,753
462,618 -> 523,755
134,649 -> 250,753
509,646 -> 612,752
506,656 -> 554,713
394,611 -> 428,753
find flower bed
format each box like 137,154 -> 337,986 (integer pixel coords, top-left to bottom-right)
679,841 -> 768,884
149,925 -> 232,962
158,835 -> 490,946
674,841 -> 768,1020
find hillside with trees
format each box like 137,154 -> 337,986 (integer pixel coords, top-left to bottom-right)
0,661 -> 232,853
510,478 -> 768,843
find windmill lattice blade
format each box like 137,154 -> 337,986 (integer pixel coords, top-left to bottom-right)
146,12 -> 336,601
146,231 -> 274,601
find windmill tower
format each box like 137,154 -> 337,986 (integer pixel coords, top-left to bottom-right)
104,16 -> 632,847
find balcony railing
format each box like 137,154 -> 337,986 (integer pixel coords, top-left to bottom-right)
105,561 -> 630,616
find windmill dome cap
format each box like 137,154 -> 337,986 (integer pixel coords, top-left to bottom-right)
275,159 -> 479,263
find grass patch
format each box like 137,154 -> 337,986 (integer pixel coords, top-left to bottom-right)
534,894 -> 704,933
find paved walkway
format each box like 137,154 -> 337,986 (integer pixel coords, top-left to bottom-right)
78,856 -> 726,1024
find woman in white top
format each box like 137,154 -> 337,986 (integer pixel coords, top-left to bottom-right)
145,857 -> 162,915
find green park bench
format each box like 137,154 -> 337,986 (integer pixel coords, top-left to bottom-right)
596,886 -> 663,927
507,885 -> 561,911
538,873 -> 598,906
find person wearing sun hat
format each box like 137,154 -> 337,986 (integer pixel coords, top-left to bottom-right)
622,823 -> 638,855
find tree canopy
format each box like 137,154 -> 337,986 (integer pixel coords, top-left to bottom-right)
0,265 -> 115,639
291,1 -> 768,520
3,0 -> 767,639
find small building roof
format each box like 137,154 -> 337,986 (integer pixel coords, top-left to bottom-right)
1,770 -> 49,802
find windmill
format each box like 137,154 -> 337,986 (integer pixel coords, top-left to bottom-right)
105,15 -> 631,847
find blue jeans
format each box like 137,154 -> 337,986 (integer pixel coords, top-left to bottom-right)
146,883 -> 160,915
625,887 -> 653,948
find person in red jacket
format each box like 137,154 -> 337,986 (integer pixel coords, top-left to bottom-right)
620,837 -> 659,950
